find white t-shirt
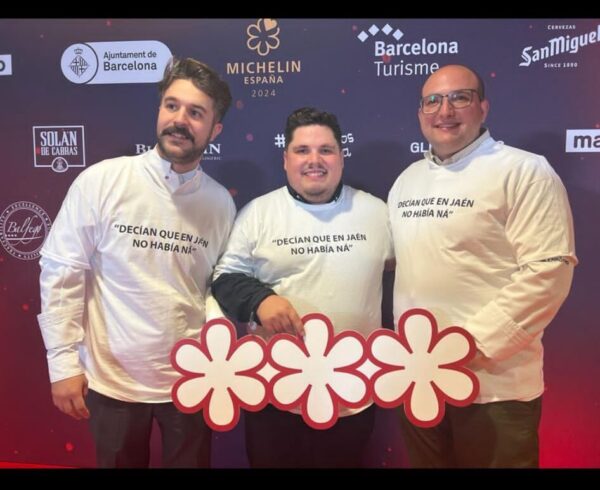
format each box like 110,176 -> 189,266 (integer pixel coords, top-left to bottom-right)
388,134 -> 577,403
214,185 -> 393,336
212,185 -> 394,416
38,147 -> 236,402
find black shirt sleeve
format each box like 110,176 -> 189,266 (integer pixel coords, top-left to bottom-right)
211,273 -> 276,322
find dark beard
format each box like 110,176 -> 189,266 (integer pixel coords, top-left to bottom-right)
157,132 -> 209,166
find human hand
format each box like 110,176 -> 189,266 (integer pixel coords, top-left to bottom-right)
51,374 -> 90,420
256,296 -> 305,337
468,349 -> 490,368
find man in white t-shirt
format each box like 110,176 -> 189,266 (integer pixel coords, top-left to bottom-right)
388,64 -> 577,467
211,107 -> 394,467
37,57 -> 236,467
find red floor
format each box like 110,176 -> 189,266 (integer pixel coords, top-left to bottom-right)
0,462 -> 73,468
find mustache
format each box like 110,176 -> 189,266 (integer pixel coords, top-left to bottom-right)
302,164 -> 327,173
161,126 -> 194,141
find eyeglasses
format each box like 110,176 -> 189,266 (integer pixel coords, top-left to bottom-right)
419,89 -> 481,114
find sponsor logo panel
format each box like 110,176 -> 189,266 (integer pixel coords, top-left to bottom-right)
33,126 -> 86,172
519,23 -> 599,69
134,144 -> 223,161
565,129 -> 600,153
356,22 -> 460,77
0,54 -> 13,76
0,201 -> 52,261
226,19 -> 302,99
61,40 -> 172,84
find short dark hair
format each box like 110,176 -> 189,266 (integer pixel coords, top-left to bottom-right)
284,107 -> 342,150
158,57 -> 232,122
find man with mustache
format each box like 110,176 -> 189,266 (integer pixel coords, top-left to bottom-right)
37,57 -> 235,467
211,107 -> 394,467
388,64 -> 577,467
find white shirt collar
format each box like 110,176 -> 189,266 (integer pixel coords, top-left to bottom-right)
152,146 -> 202,194
425,129 -> 490,166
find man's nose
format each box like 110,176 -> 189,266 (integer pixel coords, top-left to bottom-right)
307,149 -> 325,162
173,108 -> 190,125
438,97 -> 455,116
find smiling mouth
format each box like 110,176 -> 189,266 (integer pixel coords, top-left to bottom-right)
435,122 -> 461,129
302,168 -> 327,178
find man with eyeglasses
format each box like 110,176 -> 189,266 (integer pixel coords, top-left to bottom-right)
387,64 -> 577,467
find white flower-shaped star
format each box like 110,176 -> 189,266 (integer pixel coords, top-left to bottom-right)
266,313 -> 370,429
246,18 -> 280,56
171,318 -> 268,431
368,308 -> 479,427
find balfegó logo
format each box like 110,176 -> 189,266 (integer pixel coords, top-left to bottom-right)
61,40 -> 172,84
0,201 -> 52,261
565,129 -> 600,152
33,126 -> 86,172
355,23 -> 459,77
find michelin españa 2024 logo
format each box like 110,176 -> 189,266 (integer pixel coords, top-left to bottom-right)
61,40 -> 172,84
226,19 -> 301,96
